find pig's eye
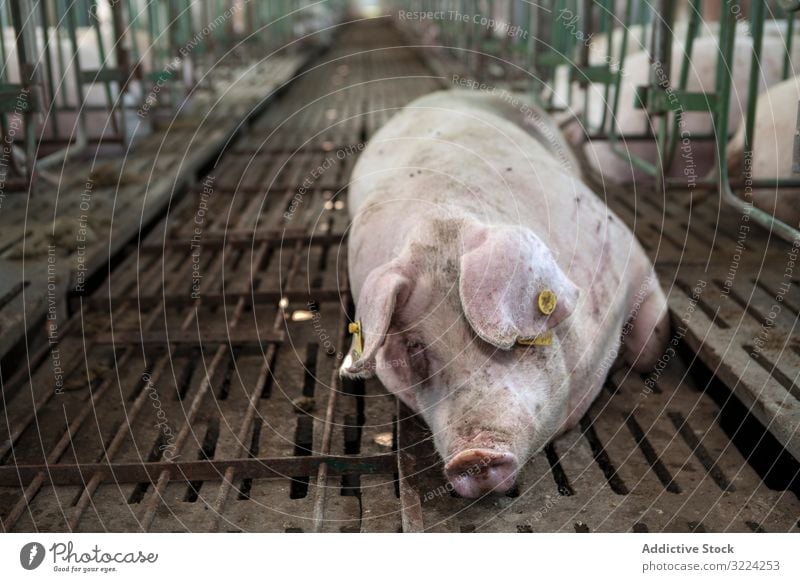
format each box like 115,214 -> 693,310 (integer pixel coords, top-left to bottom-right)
406,340 -> 425,358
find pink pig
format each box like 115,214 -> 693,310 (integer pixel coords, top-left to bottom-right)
340,90 -> 670,498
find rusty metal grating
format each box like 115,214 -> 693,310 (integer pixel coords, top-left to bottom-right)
1,20 -> 798,533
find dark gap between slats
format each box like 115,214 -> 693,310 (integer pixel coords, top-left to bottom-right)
692,356 -> 800,495
289,415 -> 314,499
260,349 -> 277,399
667,411 -> 734,491
238,419 -> 263,500
177,349 -> 200,400
544,444 -> 573,496
579,414 -> 629,495
341,375 -> 365,497
624,411 -> 681,494
746,520 -> 766,533
184,417 -> 220,502
217,348 -> 240,400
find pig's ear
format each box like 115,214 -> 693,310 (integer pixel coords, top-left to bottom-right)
340,259 -> 413,378
459,224 -> 580,349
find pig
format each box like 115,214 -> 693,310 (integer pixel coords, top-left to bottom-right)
727,75 -> 800,228
571,32 -> 800,184
339,90 -> 670,497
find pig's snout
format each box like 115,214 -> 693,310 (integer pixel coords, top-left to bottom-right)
444,449 -> 518,498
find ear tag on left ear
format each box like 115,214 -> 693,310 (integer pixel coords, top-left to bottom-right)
517,330 -> 553,346
348,320 -> 363,357
538,290 -> 557,315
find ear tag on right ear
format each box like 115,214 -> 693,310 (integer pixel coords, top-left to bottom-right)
537,290 -> 557,316
348,320 -> 363,357
517,330 -> 553,346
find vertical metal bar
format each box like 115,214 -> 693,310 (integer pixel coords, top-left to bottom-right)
717,1 -> 799,243
9,0 -> 40,192
579,0 -> 591,126
125,0 -> 141,69
53,0 -> 69,109
743,0 -> 765,161
651,0 -> 675,191
39,0 -> 60,139
783,13 -> 795,80
89,1 -> 121,136
598,0 -> 613,131
396,403 -> 424,532
64,0 -> 88,145
663,0 -> 702,171
0,3 -> 8,80
605,0 -> 647,169
111,0 -> 130,141
310,294 -> 350,533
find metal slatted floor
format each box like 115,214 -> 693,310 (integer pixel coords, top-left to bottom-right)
1,20 -> 798,533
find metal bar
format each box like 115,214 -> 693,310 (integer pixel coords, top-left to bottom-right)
396,401 -> 424,532
142,230 -> 345,248
1,454 -> 396,487
578,0 -> 592,129
717,0 -> 800,243
743,0 -> 764,160
652,0 -> 675,190
311,288 -> 350,532
598,0 -> 613,131
39,0 -> 60,138
663,0 -> 702,171
783,11 -> 795,80
9,0 -> 40,192
78,288 -> 348,310
89,1 -> 121,136
93,328 -> 285,347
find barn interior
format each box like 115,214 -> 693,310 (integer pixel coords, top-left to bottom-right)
0,0 -> 798,533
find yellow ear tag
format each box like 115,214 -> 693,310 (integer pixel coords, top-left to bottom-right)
348,320 -> 363,357
517,330 -> 553,346
537,290 -> 558,315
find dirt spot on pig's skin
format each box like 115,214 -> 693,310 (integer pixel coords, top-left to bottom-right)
430,218 -> 463,248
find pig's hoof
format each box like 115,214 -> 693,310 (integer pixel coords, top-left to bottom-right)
445,449 -> 518,498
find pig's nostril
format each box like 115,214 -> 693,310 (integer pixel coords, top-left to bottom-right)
444,449 -> 518,498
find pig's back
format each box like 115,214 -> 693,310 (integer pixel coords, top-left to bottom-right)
348,90 -> 645,294
349,90 -> 578,217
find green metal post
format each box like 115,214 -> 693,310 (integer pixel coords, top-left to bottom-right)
717,1 -> 799,243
